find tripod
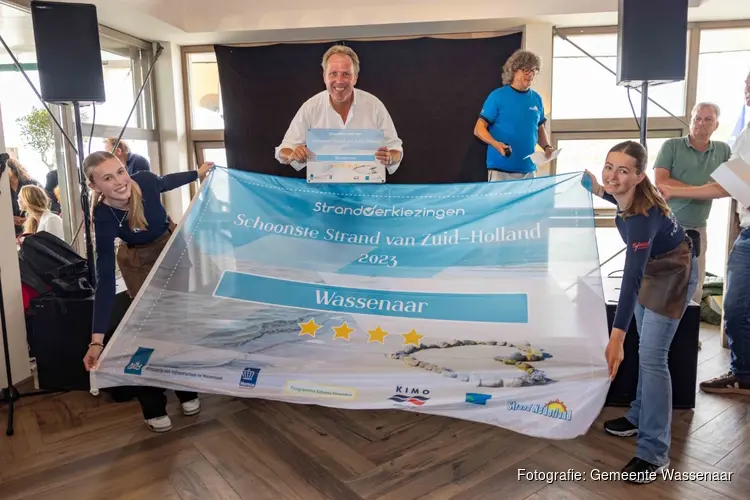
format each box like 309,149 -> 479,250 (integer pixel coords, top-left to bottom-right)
0,154 -> 59,436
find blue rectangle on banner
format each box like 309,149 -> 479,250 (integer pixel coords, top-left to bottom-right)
214,272 -> 528,323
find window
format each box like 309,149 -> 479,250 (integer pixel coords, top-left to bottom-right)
595,227 -> 627,276
89,50 -> 138,128
694,27 -> 750,278
89,137 -> 152,164
552,33 -> 686,120
696,28 -> 750,145
187,52 -> 223,130
553,136 -> 672,210
201,147 -> 227,166
547,227 -> 627,291
1,66 -> 51,186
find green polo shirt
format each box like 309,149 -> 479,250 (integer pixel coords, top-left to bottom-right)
653,136 -> 732,228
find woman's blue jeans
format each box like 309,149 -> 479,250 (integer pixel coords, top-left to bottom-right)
624,254 -> 699,467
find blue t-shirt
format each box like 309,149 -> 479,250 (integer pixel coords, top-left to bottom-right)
479,85 -> 546,173
92,170 -> 198,333
602,193 -> 687,332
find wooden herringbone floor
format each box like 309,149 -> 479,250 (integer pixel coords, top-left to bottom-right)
0,323 -> 748,500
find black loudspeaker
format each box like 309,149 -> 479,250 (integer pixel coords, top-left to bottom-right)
27,297 -> 94,391
26,291 -> 132,392
30,1 -> 105,104
616,0 -> 688,87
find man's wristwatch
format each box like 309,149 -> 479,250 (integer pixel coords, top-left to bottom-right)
544,145 -> 553,151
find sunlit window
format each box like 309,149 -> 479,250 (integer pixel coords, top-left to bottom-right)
696,28 -> 750,144
554,137 -> 671,210
693,27 -> 750,278
552,33 -> 687,120
201,147 -> 227,167
0,1 -> 157,248
188,52 -> 223,130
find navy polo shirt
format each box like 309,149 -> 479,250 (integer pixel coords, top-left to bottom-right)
126,152 -> 151,175
479,85 -> 546,173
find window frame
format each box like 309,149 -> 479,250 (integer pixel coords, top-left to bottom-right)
551,26 -> 692,123
552,20 -> 750,347
0,1 -> 161,259
60,29 -> 161,258
549,129 -> 685,224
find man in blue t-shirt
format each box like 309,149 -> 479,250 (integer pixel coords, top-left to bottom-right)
474,49 -> 555,181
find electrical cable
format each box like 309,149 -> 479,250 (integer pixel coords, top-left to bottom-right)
627,86 -> 641,133
88,103 -> 96,155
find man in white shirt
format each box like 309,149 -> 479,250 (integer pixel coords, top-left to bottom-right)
275,45 -> 404,175
660,69 -> 750,396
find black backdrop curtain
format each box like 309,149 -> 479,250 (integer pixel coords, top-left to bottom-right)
215,32 -> 523,184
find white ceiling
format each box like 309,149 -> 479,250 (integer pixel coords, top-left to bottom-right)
0,0 -> 749,49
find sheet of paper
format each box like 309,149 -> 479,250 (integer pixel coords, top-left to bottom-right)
710,157 -> 750,207
525,148 -> 562,166
306,128 -> 386,183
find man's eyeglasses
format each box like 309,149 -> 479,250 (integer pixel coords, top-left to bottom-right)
692,116 -> 715,124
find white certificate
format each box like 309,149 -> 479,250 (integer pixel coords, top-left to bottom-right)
711,157 -> 750,207
305,128 -> 386,184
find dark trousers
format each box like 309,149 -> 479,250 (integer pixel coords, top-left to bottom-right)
136,386 -> 198,420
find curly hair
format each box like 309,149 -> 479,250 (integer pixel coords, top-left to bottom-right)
502,49 -> 542,85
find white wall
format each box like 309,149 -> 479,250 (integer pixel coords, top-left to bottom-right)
523,22 -> 554,176
0,103 -> 31,387
154,41 -> 192,221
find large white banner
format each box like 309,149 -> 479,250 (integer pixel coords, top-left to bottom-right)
93,168 -> 611,439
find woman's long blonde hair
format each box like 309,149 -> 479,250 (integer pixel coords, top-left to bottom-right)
18,184 -> 49,235
608,140 -> 671,219
83,151 -> 148,231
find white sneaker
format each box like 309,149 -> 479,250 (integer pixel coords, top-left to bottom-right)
146,415 -> 172,432
181,398 -> 201,416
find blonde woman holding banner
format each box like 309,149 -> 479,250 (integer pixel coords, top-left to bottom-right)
81,150 -> 214,432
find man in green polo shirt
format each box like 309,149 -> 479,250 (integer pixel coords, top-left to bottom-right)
654,102 -> 732,305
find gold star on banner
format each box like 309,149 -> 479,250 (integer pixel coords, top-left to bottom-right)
402,329 -> 424,346
367,326 -> 390,344
332,322 -> 355,341
299,319 -> 322,337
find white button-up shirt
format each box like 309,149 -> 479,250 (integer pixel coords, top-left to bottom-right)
730,123 -> 750,227
274,89 -> 404,175
38,209 -> 64,240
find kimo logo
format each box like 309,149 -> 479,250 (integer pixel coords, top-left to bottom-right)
389,385 -> 430,406
124,347 -> 155,375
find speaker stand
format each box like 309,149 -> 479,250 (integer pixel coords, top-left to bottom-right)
72,102 -> 97,288
639,81 -> 649,148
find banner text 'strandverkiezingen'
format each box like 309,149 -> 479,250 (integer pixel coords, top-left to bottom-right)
94,168 -> 610,439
